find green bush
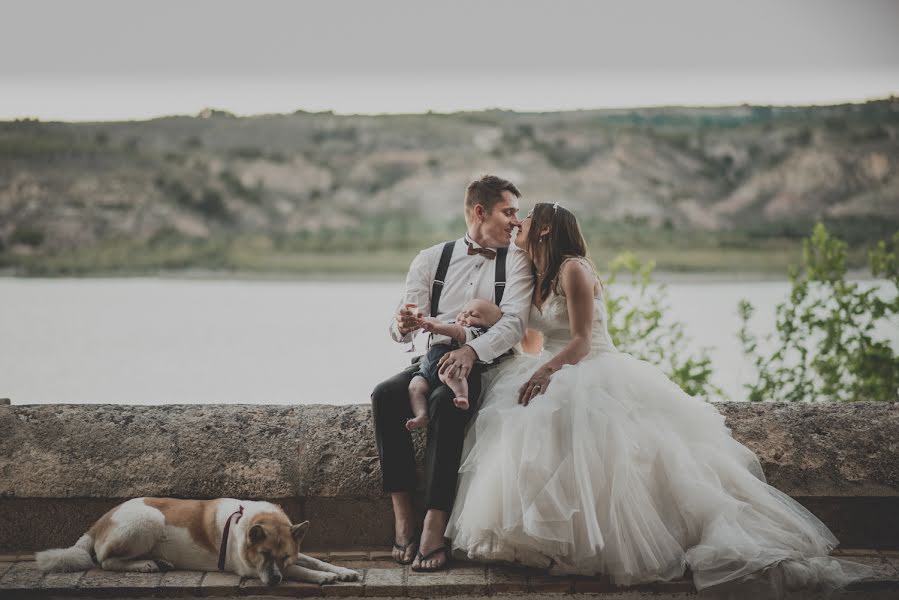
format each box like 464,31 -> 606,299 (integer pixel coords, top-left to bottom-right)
738,224 -> 899,402
604,252 -> 723,400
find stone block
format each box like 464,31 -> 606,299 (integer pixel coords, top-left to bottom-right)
842,555 -> 899,596
2,402 -> 899,554
833,547 -> 883,556
879,555 -> 899,576
159,569 -> 205,592
644,577 -> 696,593
406,565 -> 486,597
848,556 -> 897,580
323,560 -> 374,570
572,574 -> 621,593
370,550 -> 395,562
364,566 -> 405,596
0,560 -> 43,590
242,576 -> 325,596
329,551 -> 369,561
281,580 -> 326,597
322,577 -> 366,597
528,573 -> 573,593
0,562 -> 14,579
200,570 -> 243,595
486,564 -> 528,594
78,568 -> 163,593
41,570 -> 86,589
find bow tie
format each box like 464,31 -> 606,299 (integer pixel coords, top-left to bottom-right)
466,240 -> 497,259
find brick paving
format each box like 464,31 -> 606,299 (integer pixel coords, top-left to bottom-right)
0,549 -> 897,598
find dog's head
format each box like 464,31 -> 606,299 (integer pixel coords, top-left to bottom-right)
242,514 -> 309,586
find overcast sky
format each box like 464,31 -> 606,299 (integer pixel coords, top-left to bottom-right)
2,0 -> 898,120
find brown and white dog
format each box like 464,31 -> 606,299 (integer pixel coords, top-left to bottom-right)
36,498 -> 360,586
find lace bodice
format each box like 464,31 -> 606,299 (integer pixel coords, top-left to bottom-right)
528,289 -> 617,356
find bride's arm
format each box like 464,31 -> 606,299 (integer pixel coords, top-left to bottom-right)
543,260 -> 596,369
520,328 -> 543,354
518,260 -> 596,405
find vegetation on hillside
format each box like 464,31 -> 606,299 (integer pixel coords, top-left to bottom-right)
1,99 -> 897,275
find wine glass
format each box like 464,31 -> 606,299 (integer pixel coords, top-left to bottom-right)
403,303 -> 418,353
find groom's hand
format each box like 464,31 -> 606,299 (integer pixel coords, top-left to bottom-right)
438,345 -> 477,380
396,307 -> 423,336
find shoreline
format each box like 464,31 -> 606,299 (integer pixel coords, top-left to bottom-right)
0,267 -> 878,284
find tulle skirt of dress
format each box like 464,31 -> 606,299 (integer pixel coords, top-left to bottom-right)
445,350 -> 872,593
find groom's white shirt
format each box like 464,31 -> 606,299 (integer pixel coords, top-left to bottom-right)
389,234 -> 533,363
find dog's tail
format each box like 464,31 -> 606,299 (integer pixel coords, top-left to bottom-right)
35,534 -> 95,572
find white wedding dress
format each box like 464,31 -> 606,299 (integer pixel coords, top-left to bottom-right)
445,280 -> 871,593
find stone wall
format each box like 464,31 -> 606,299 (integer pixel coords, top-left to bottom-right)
1,402 -> 897,551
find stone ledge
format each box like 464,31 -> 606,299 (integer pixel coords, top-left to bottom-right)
1,402 -> 897,552
0,551 -> 897,599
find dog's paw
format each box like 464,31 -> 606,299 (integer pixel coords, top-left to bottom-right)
335,568 -> 360,581
155,559 -> 175,572
316,572 -> 339,584
136,560 -> 160,573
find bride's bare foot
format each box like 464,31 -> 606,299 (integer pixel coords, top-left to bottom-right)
406,414 -> 429,431
453,397 -> 469,410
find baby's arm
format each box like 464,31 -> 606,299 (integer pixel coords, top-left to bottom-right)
418,317 -> 468,344
457,300 -> 503,329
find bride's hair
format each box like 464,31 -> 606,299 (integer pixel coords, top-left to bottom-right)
526,202 -> 595,303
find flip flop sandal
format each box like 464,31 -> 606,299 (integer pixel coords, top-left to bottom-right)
411,546 -> 448,572
393,537 -> 419,565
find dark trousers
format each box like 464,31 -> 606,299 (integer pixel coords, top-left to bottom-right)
371,361 -> 486,512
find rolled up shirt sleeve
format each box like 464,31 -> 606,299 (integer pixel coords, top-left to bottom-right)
465,247 -> 533,362
388,249 -> 434,343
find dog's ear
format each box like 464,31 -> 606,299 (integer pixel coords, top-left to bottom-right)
248,524 -> 267,544
290,521 -> 310,544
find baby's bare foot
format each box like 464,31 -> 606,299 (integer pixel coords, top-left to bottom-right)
453,397 -> 470,410
406,415 -> 429,431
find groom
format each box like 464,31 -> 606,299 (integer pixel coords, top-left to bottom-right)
371,175 -> 533,571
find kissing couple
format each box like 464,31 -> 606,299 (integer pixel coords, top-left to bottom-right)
370,175 -> 871,593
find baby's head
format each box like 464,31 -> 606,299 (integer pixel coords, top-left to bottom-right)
459,298 -> 503,327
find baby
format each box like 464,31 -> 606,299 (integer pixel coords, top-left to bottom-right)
405,298 -> 503,431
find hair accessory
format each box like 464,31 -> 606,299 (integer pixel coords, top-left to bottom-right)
552,202 -> 563,212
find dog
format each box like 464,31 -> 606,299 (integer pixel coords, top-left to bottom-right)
35,497 -> 360,586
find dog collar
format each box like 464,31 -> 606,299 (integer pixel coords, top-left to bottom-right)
217,505 -> 245,571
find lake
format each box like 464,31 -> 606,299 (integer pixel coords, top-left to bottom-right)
1,277 -> 895,405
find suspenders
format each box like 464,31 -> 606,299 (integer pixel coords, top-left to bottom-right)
494,247 -> 508,305
430,240 -> 508,317
430,241 -> 456,317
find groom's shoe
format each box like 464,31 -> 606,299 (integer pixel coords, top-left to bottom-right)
393,535 -> 419,565
411,546 -> 449,572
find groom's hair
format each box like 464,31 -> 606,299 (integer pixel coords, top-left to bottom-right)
465,175 -> 521,222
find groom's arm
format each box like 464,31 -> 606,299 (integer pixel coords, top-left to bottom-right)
388,248 -> 434,343
464,247 -> 533,362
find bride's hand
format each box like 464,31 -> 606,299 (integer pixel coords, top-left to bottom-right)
518,365 -> 552,406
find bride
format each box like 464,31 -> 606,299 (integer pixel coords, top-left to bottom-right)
445,202 -> 871,593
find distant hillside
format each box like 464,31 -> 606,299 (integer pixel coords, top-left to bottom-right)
1,99 -> 897,274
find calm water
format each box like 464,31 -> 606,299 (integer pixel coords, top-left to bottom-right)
1,277 -> 895,405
